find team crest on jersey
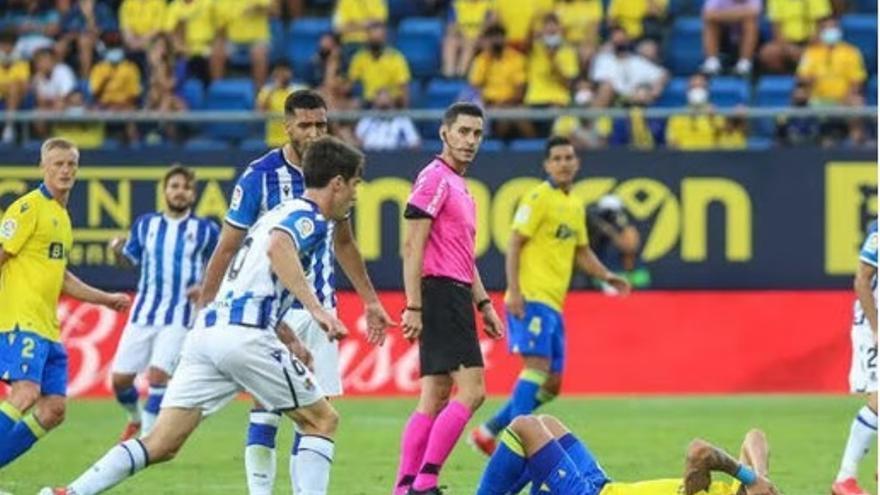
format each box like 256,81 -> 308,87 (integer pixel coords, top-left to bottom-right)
230,185 -> 244,211
295,217 -> 315,238
0,219 -> 16,239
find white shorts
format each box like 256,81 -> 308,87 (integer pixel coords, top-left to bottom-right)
111,323 -> 188,375
283,308 -> 342,396
163,323 -> 324,416
849,322 -> 878,393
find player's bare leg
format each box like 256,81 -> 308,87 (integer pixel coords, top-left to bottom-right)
833,391 -> 878,495
110,372 -> 140,441
140,366 -> 171,437
286,398 -> 340,495
409,368 -> 485,493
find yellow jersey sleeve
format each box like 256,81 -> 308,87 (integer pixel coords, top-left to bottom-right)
0,197 -> 38,255
512,189 -> 547,238
392,52 -> 412,85
576,207 -> 589,247
843,45 -> 866,83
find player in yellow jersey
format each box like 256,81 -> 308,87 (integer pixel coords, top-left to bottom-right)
477,414 -> 780,495
471,136 -> 630,454
0,138 -> 130,469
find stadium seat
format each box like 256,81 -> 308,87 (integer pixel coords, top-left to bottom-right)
100,138 -> 122,151
180,78 -> 205,110
655,77 -> 689,107
842,14 -> 878,73
397,18 -> 444,78
668,0 -> 699,15
868,77 -> 877,106
755,76 -> 795,107
408,80 -> 424,109
204,78 -> 256,141
240,138 -> 269,152
389,0 -> 425,22
269,18 -> 286,62
509,139 -> 546,152
666,17 -> 704,76
747,137 -> 774,150
855,0 -> 877,12
423,78 -> 468,108
184,137 -> 232,151
287,17 -> 332,78
709,77 -> 750,107
480,139 -> 505,152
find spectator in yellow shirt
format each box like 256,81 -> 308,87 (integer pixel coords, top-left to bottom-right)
442,0 -> 496,77
607,0 -> 667,41
164,0 -> 218,88
525,13 -> 579,109
666,74 -> 732,150
333,0 -> 388,46
347,23 -> 411,107
213,0 -> 279,88
90,45 -> 142,143
494,0 -> 553,50
0,31 -> 29,144
468,24 -> 533,138
119,0 -> 167,74
797,17 -> 866,105
555,0 -> 603,70
52,89 -> 106,149
759,0 -> 830,73
257,61 -> 308,147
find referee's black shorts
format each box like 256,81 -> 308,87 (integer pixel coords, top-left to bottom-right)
419,276 -> 484,376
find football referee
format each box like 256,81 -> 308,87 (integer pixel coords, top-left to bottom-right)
392,102 -> 504,495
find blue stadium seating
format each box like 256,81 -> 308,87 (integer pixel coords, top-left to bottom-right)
423,78 -> 468,108
389,0 -> 426,22
747,137 -> 774,150
204,78 -> 256,140
655,77 -> 689,107
184,138 -> 232,151
270,18 -> 286,62
480,139 -> 505,152
855,0 -> 877,12
842,14 -> 878,73
668,0 -> 699,16
755,76 -> 795,107
408,80 -> 424,108
421,139 -> 442,152
509,139 -> 546,152
240,137 -> 270,152
709,77 -> 750,107
868,77 -> 877,106
180,78 -> 205,110
287,17 -> 332,78
397,18 -> 444,78
666,17 -> 703,76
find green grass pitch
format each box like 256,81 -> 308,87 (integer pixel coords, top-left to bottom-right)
1,395 -> 876,494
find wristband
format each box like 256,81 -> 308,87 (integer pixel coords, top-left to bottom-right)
734,464 -> 757,485
477,298 -> 492,311
404,306 -> 422,312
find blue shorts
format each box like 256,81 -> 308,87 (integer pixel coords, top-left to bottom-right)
0,329 -> 68,396
527,440 -> 608,495
507,301 -> 565,373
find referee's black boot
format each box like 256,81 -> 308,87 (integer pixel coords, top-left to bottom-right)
406,486 -> 445,495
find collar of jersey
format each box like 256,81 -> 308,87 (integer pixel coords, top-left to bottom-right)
279,147 -> 303,174
38,182 -> 53,199
434,155 -> 464,176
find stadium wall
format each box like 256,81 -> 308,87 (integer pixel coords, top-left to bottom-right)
61,290 -> 854,397
0,148 -> 875,290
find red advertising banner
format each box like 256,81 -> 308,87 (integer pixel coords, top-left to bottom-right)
56,291 -> 855,397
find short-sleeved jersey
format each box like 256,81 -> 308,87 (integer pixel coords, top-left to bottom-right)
347,48 -> 411,103
495,0 -> 553,45
468,47 -> 527,104
607,0 -> 668,39
0,185 -> 73,342
124,212 -> 219,328
332,0 -> 388,44
164,0 -> 217,57
451,0 -> 496,40
666,113 -> 726,150
767,0 -> 830,43
853,221 -> 877,325
600,479 -> 740,495
214,0 -> 271,44
509,181 -> 588,311
202,198 -> 331,330
556,0 -> 603,43
119,0 -> 167,37
797,42 -> 866,103
525,43 -> 579,106
89,60 -> 142,107
405,157 -> 477,285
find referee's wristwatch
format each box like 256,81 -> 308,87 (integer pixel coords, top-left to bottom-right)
476,298 -> 492,312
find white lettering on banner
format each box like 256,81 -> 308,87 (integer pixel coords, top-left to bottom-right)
59,300 -> 121,397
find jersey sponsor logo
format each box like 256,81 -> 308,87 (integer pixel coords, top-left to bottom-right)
230,185 -> 244,211
0,218 -> 17,239
48,242 -> 65,260
514,204 -> 532,225
295,217 -> 315,238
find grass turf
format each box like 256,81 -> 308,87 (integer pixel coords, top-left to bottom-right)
0,395 -> 875,494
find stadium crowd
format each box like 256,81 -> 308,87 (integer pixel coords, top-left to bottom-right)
0,0 -> 876,150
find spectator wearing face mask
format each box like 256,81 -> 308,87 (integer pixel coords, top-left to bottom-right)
666,73 -> 741,150
759,0 -> 830,73
590,26 -> 668,108
354,88 -> 421,151
0,30 -> 29,144
524,12 -> 579,116
90,44 -> 142,143
257,60 -> 307,147
346,22 -> 411,107
468,23 -> 532,138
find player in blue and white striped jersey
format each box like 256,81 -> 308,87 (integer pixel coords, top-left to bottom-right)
45,137 -> 364,495
831,220 -> 878,495
197,89 -> 393,495
107,166 -> 219,442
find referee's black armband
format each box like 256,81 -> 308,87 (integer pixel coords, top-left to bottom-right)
404,204 -> 433,219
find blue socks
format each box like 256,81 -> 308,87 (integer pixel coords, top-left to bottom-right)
0,413 -> 47,467
486,369 -> 549,435
0,401 -> 21,440
477,428 -> 530,495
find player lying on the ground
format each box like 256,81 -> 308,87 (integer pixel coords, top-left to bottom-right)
477,414 -> 779,495
40,136 -> 365,495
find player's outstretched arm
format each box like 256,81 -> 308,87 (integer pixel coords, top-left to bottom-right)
401,218 -> 431,341
333,218 -> 394,345
197,223 -> 246,308
855,260 -> 878,335
683,436 -> 778,495
62,270 -> 131,311
267,230 -> 348,341
574,245 -> 631,295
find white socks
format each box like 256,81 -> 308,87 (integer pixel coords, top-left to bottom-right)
245,410 -> 280,495
69,439 -> 148,495
292,435 -> 335,495
837,405 -> 878,481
